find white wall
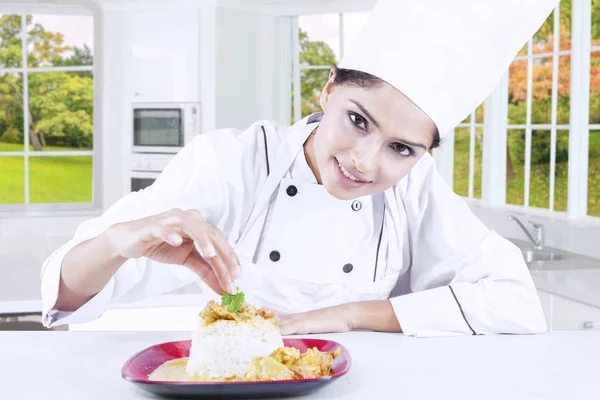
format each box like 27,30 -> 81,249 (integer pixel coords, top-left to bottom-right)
213,7 -> 291,129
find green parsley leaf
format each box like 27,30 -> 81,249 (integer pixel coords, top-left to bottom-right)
221,287 -> 245,313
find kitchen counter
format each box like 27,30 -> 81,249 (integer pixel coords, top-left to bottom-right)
1,330 -> 599,399
508,238 -> 600,309
531,268 -> 600,309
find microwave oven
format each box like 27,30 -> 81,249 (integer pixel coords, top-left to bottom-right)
132,102 -> 201,153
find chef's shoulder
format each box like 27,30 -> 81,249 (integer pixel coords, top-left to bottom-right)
187,120 -> 287,171
394,151 -> 460,210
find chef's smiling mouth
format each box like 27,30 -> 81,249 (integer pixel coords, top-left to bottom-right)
334,157 -> 372,183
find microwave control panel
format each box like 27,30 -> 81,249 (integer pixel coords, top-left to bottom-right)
130,153 -> 175,172
185,103 -> 201,136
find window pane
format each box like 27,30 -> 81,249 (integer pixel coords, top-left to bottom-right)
589,130 -> 600,217
299,14 -> 339,66
532,57 -> 552,124
453,127 -> 470,197
300,68 -> 328,119
532,6 -> 571,54
342,12 -> 369,56
0,14 -> 23,68
557,55 -> 571,125
27,14 -> 93,68
554,130 -> 569,212
28,71 -> 94,151
0,156 -> 24,204
591,51 -> 600,125
459,103 -> 484,125
507,129 -> 525,206
517,42 -> 528,57
523,130 -> 569,211
475,102 -> 484,124
453,127 -> 483,199
533,11 -> 554,54
474,126 -> 483,199
460,113 -> 471,125
591,0 -> 600,45
0,73 -> 24,151
508,60 -> 527,125
558,2 -> 571,50
29,155 -> 92,203
529,130 -> 551,209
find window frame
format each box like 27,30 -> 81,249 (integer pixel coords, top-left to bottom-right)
292,13 -> 347,124
0,7 -> 98,214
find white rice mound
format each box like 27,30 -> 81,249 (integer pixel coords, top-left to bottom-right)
185,316 -> 284,380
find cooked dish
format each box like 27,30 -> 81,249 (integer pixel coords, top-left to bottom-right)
148,296 -> 339,382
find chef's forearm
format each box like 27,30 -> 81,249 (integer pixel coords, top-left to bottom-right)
55,228 -> 126,312
350,300 -> 403,333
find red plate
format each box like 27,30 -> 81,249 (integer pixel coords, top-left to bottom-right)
121,338 -> 351,398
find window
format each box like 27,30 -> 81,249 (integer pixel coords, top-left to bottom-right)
505,5 -> 571,212
589,0 -> 600,217
453,104 -> 484,199
293,12 -> 370,123
0,13 -> 94,211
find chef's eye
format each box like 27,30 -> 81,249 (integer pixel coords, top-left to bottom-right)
391,143 -> 413,157
348,112 -> 368,131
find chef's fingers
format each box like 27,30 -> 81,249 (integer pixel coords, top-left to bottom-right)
156,226 -> 183,247
171,211 -> 236,294
159,209 -> 211,253
183,248 -> 222,294
203,244 -> 237,295
206,226 -> 241,279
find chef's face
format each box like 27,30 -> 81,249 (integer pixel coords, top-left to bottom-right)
304,69 -> 437,200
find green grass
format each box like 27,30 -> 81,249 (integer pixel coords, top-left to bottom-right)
0,142 -> 92,204
454,130 -> 600,217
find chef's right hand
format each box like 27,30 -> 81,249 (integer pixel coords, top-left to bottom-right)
107,208 -> 240,295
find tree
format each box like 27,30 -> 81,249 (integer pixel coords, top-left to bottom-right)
506,0 -> 600,169
29,72 -> 93,148
53,44 -> 93,78
298,29 -> 338,117
0,15 -> 93,150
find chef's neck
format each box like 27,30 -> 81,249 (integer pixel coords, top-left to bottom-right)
303,128 -> 322,185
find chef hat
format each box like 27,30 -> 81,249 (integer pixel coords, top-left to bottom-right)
338,0 -> 558,137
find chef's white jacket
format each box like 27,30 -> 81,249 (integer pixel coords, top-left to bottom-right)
41,114 -> 546,337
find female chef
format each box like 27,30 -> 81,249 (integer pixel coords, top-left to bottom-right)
41,0 -> 558,337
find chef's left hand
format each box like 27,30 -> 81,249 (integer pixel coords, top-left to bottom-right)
279,304 -> 355,335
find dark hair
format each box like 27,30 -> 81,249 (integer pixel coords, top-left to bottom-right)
331,65 -> 441,149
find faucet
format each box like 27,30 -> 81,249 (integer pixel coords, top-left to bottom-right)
508,215 -> 544,250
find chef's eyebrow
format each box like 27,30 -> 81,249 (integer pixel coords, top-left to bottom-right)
350,99 -> 380,129
349,99 -> 428,150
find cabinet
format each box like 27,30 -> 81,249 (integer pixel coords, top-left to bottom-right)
130,9 -> 199,102
552,295 -> 600,331
536,289 -> 600,331
537,290 -> 553,329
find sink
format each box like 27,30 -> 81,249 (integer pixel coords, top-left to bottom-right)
522,249 -> 564,263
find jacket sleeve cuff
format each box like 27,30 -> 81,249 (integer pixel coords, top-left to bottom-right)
390,286 -> 476,337
41,243 -> 115,329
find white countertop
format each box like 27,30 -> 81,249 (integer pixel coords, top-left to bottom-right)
3,238 -> 600,315
1,331 -> 599,399
532,268 -> 600,308
507,238 -> 600,308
